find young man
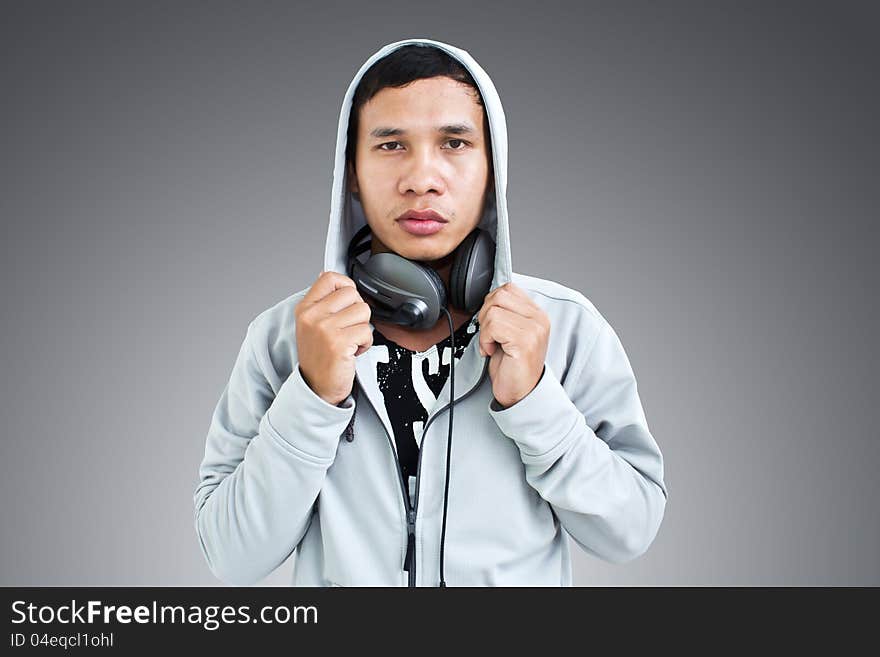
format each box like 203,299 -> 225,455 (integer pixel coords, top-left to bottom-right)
194,38 -> 668,587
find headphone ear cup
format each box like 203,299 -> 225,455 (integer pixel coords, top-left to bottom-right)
358,252 -> 447,328
450,229 -> 495,313
420,264 -> 448,310
449,230 -> 477,311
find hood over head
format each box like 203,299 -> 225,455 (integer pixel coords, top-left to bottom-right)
323,37 -> 513,295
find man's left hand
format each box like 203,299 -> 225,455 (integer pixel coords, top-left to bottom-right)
476,282 -> 550,409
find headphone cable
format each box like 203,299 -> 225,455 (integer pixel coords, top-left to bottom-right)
438,307 -> 454,588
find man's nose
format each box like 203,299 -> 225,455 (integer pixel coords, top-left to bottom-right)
399,149 -> 447,196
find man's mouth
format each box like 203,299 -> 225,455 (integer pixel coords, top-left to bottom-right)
396,208 -> 448,236
396,208 -> 449,223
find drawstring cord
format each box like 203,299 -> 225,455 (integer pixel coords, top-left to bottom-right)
438,308 -> 455,587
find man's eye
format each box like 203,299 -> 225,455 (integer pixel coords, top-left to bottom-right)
446,139 -> 469,150
378,142 -> 403,151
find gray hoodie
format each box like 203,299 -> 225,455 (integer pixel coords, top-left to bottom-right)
194,37 -> 668,586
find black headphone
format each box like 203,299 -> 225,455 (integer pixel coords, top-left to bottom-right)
346,223 -> 496,329
346,221 -> 495,587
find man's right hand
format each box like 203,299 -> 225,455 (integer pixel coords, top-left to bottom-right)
295,271 -> 374,406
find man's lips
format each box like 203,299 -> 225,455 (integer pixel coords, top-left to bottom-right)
396,209 -> 448,223
396,209 -> 448,236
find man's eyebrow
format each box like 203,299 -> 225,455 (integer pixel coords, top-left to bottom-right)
369,123 -> 477,138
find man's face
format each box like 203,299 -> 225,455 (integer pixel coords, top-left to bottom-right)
348,75 -> 493,264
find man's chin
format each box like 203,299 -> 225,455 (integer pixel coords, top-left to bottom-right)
388,240 -> 456,266
409,248 -> 456,267
395,246 -> 455,268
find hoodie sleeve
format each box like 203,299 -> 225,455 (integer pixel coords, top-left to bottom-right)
487,315 -> 667,564
193,321 -> 356,585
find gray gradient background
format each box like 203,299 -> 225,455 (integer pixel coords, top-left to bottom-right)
2,1 -> 877,586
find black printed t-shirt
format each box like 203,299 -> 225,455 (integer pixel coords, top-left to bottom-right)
372,314 -> 480,506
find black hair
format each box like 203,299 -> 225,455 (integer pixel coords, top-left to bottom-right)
345,44 -> 492,173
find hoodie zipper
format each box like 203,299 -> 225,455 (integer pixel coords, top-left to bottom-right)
352,353 -> 489,587
352,376 -> 419,586
411,355 -> 490,586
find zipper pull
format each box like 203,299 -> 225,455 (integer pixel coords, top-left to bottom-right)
403,509 -> 416,573
404,528 -> 415,573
